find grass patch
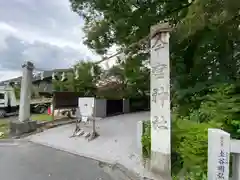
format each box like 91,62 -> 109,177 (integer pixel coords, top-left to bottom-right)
0,120 -> 9,139
31,114 -> 52,122
0,114 -> 52,139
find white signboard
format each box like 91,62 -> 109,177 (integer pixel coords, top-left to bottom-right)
150,31 -> 171,154
208,128 -> 230,180
78,97 -> 95,122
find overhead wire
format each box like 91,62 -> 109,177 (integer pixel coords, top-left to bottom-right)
93,34 -> 151,65
33,33 -> 151,72
27,0 -> 195,73
32,29 -> 166,84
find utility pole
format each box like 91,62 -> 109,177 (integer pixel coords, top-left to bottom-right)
19,61 -> 34,122
150,23 -> 172,179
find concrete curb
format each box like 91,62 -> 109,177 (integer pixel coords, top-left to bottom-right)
0,118 -> 75,141
114,163 -> 154,180
38,119 -> 75,129
0,138 -> 28,146
9,119 -> 75,139
0,119 -> 75,145
37,117 -> 73,126
0,139 -> 25,142
114,163 -> 143,180
27,139 -> 144,180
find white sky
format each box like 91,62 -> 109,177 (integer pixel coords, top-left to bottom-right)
0,0 -> 105,81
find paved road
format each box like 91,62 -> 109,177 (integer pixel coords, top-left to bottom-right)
0,141 -> 114,180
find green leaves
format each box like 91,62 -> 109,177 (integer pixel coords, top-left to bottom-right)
141,83 -> 240,176
53,61 -> 102,96
142,120 -> 151,158
70,0 -> 240,107
67,1 -> 240,175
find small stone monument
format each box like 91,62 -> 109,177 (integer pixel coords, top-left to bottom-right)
208,128 -> 230,180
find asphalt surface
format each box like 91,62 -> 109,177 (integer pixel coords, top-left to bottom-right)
0,141 -> 114,180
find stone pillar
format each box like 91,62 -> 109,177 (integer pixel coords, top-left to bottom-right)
19,61 -> 34,122
10,61 -> 37,137
150,23 -> 172,179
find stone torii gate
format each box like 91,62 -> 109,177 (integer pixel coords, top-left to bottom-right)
9,62 -> 96,136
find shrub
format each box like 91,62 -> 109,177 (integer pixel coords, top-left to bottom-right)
171,117 -> 218,175
142,120 -> 151,158
141,83 -> 240,178
197,83 -> 240,139
0,121 -> 9,139
141,113 -> 219,178
172,167 -> 207,180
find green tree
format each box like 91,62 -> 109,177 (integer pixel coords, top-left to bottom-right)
69,0 -> 240,177
53,61 -> 102,96
104,55 -> 150,98
69,0 -> 240,103
52,72 -> 74,92
73,61 -> 102,96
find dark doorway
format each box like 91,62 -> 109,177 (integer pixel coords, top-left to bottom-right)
129,96 -> 150,112
106,100 -> 123,116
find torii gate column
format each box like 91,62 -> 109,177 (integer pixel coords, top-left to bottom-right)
19,61 -> 34,122
150,23 -> 172,179
10,61 -> 37,136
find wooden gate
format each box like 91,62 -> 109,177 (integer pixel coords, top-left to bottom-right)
53,92 -> 82,109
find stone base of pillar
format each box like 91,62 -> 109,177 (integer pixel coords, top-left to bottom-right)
151,151 -> 171,180
9,120 -> 38,136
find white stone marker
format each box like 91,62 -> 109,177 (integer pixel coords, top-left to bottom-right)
19,61 -> 34,122
208,128 -> 230,180
150,23 -> 172,178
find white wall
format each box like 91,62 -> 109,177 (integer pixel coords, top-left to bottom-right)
94,99 -> 107,118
